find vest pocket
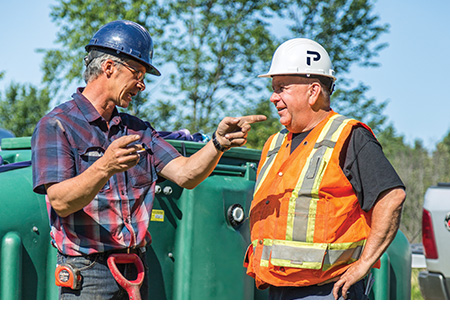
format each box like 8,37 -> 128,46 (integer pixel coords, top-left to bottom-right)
265,239 -> 327,270
260,238 -> 366,273
321,240 -> 366,271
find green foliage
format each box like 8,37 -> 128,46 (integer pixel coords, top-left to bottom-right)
377,124 -> 411,157
411,268 -> 424,300
277,0 -> 389,128
432,131 -> 450,184
0,83 -> 50,137
39,0 -> 163,102
281,0 -> 388,73
42,0 -> 280,136
378,124 -> 450,243
332,82 -> 387,135
40,0 -> 389,146
152,0 -> 279,133
244,97 -> 283,150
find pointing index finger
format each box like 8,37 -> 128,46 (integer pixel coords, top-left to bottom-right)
238,115 -> 267,125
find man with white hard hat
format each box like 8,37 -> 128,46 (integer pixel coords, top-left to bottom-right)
244,38 -> 406,300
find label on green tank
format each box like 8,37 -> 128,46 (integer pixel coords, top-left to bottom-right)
151,209 -> 165,222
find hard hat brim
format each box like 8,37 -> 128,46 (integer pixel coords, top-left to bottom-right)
258,72 -> 336,80
85,44 -> 161,77
147,64 -> 161,77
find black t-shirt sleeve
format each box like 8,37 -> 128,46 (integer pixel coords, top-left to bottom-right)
341,126 -> 405,212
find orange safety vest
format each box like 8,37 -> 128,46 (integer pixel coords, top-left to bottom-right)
245,111 -> 377,289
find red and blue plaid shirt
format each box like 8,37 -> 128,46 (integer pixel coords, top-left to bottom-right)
32,88 -> 181,256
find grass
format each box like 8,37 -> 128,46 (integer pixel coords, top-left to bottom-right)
411,268 -> 425,300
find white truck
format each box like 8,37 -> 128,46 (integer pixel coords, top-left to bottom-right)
419,183 -> 450,299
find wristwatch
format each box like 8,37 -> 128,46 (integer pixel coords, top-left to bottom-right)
212,131 -> 229,152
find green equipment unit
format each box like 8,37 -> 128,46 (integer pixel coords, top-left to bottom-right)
369,230 -> 412,300
144,140 -> 261,299
0,137 -> 411,300
0,137 -> 53,299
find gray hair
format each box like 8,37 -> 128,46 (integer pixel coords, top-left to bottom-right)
83,49 -> 128,83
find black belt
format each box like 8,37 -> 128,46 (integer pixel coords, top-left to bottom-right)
101,246 -> 147,256
58,246 -> 147,259
109,247 -> 145,254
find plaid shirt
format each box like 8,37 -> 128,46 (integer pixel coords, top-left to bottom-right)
32,88 -> 181,256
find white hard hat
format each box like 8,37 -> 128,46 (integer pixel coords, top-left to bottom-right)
259,38 -> 336,84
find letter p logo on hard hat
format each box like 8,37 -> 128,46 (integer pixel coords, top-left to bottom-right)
306,50 -> 321,66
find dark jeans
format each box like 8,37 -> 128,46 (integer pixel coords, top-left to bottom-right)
56,249 -> 149,300
268,278 -> 367,300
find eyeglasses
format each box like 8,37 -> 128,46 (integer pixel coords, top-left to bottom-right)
115,61 -> 145,82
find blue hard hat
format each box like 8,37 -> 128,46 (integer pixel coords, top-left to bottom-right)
85,20 -> 161,76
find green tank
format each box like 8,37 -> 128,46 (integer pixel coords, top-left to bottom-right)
370,230 -> 412,299
0,137 -> 411,299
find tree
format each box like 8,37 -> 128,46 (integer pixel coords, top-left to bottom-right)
431,131 -> 450,186
277,0 -> 389,134
154,0 -> 280,134
39,0 -> 164,103
388,141 -> 431,243
42,0 -> 389,146
244,97 -> 283,149
0,82 -> 50,137
41,0 -> 279,134
378,125 -> 446,243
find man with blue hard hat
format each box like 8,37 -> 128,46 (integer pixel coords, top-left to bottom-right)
31,20 -> 266,299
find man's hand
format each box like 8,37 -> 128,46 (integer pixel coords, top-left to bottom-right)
215,115 -> 267,149
332,187 -> 405,299
45,135 -> 144,217
332,260 -> 371,299
159,114 -> 265,189
98,135 -> 142,176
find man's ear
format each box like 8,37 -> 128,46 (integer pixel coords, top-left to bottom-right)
103,59 -> 115,78
308,82 -> 322,105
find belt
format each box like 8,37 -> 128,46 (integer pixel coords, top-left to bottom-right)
57,246 -> 147,259
102,246 -> 147,256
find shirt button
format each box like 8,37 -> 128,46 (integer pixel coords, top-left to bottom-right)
265,200 -> 270,204
259,240 -> 263,245
278,172 -> 283,177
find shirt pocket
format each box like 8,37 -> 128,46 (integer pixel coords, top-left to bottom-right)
77,146 -> 110,192
128,153 -> 155,188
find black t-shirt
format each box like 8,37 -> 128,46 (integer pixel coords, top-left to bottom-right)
291,125 -> 404,212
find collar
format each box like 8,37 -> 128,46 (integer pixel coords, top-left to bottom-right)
72,87 -> 122,128
72,87 -> 102,123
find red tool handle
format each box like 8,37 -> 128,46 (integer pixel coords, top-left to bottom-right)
107,253 -> 145,300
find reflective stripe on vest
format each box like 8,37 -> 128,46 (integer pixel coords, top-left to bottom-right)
254,238 -> 366,270
253,114 -> 366,271
254,128 -> 288,194
288,114 -> 351,242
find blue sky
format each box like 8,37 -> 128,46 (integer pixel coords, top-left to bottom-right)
1,0 -> 449,150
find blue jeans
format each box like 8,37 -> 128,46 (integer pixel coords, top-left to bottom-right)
268,279 -> 367,300
56,250 -> 149,300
